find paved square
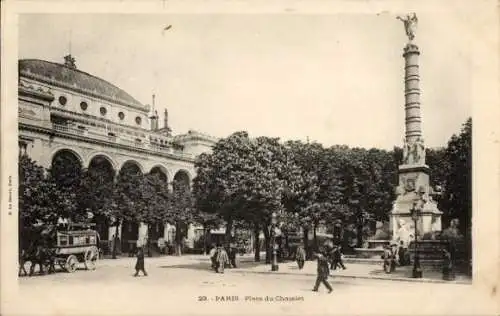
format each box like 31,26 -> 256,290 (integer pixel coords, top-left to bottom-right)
9,256 -> 496,316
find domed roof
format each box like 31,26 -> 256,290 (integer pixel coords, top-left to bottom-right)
19,58 -> 145,109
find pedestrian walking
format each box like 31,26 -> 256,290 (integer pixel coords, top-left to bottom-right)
382,244 -> 396,273
442,247 -> 455,281
209,244 -> 217,270
134,246 -> 148,277
111,234 -> 117,259
215,245 -> 229,274
312,250 -> 333,293
295,245 -> 306,270
331,244 -> 346,270
228,244 -> 238,268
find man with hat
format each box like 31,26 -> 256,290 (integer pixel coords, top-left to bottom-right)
312,249 -> 333,293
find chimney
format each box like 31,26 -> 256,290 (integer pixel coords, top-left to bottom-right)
164,108 -> 169,130
164,108 -> 172,136
150,94 -> 159,130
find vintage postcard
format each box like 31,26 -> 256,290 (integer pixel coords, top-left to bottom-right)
1,1 -> 499,315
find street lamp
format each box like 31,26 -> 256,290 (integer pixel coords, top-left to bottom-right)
410,199 -> 423,278
271,211 -> 279,271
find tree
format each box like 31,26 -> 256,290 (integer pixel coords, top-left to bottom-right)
78,166 -> 116,235
18,155 -> 77,249
191,210 -> 223,255
245,136 -> 285,263
441,118 -> 472,256
193,133 -> 286,261
426,147 -> 448,189
167,179 -> 196,255
49,151 -> 83,193
281,140 -> 322,257
108,167 -> 145,240
332,147 -> 396,248
193,132 -> 278,248
139,173 -> 170,243
193,132 -> 253,246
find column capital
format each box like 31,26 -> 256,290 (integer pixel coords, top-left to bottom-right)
403,43 -> 420,57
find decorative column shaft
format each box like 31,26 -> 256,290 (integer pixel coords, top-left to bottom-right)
403,43 -> 422,143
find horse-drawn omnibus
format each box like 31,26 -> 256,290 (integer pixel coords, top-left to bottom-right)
19,222 -> 100,275
53,222 -> 100,273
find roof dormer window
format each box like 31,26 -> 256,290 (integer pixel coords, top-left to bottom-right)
100,107 -> 107,116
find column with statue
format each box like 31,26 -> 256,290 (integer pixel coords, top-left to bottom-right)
390,13 -> 443,243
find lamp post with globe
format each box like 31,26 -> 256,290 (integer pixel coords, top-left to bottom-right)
410,188 -> 426,278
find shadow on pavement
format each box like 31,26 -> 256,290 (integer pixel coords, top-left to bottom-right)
159,258 -> 264,272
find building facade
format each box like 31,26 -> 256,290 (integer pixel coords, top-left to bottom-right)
18,55 -> 217,253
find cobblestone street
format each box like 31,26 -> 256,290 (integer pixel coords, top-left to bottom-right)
9,255 -> 495,316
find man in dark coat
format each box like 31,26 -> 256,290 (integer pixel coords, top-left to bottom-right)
134,246 -> 148,277
228,244 -> 238,268
331,244 -> 346,270
442,247 -> 455,281
312,251 -> 333,293
111,234 -> 117,259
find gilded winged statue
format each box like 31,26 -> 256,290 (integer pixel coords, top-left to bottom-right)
397,13 -> 418,41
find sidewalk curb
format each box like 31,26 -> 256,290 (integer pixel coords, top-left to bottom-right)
230,269 -> 471,285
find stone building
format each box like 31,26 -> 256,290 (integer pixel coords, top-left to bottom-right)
18,55 -> 217,253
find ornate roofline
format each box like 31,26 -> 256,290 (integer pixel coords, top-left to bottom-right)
19,70 -> 150,113
19,122 -> 196,164
174,129 -> 219,144
50,106 -> 152,136
18,85 -> 55,103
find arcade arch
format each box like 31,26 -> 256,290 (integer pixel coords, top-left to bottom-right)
119,160 -> 143,176
173,169 -> 191,191
50,149 -> 83,190
150,165 -> 168,182
86,155 -> 117,241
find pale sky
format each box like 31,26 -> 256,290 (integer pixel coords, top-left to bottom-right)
18,13 -> 471,149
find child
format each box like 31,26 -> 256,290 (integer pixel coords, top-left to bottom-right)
134,246 -> 148,277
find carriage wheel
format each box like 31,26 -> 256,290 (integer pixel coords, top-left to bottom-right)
65,255 -> 78,273
84,246 -> 98,271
